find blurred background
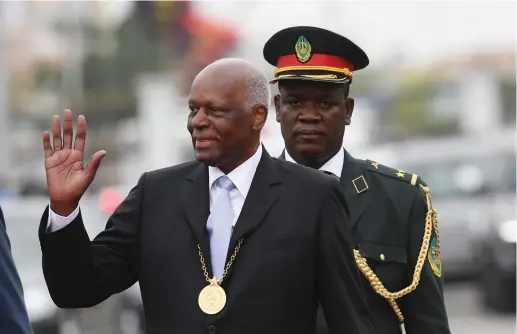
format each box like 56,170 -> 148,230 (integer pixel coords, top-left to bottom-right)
0,1 -> 514,333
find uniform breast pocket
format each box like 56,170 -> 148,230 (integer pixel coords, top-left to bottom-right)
357,242 -> 408,292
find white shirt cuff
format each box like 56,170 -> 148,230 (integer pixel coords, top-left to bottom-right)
46,203 -> 80,233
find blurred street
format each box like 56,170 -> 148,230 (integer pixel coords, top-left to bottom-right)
444,283 -> 515,334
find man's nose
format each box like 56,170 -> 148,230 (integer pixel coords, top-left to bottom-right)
298,104 -> 321,122
190,110 -> 209,129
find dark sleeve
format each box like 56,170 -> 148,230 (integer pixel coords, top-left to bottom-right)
0,206 -> 34,334
39,174 -> 145,308
398,185 -> 451,333
316,178 -> 375,334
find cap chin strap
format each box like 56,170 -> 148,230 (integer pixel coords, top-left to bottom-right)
274,65 -> 353,78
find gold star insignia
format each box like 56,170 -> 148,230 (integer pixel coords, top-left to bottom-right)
371,161 -> 379,169
396,170 -> 405,178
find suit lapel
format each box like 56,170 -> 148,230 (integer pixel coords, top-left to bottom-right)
222,150 -> 282,284
278,148 -> 370,227
183,163 -> 212,275
184,150 -> 283,283
340,150 -> 371,228
229,150 -> 282,250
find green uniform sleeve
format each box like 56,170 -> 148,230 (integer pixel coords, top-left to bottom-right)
398,184 -> 451,334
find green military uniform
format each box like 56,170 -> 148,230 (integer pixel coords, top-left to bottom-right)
340,150 -> 448,334
267,26 -> 451,333
280,149 -> 450,334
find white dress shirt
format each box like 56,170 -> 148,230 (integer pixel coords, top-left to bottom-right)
284,147 -> 344,177
47,145 -> 263,232
207,144 -> 262,226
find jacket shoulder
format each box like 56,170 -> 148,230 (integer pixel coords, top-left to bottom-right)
143,160 -> 199,182
272,158 -> 341,196
364,159 -> 424,188
147,160 -> 198,175
274,158 -> 333,181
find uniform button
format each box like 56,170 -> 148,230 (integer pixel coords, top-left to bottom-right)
380,254 -> 385,261
207,325 -> 217,334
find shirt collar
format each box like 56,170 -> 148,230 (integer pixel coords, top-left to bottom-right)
284,148 -> 344,177
208,144 -> 263,197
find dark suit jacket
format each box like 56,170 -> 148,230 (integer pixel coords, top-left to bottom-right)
280,149 -> 451,334
39,149 -> 374,334
0,206 -> 34,334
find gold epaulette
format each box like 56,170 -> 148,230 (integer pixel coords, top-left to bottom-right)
353,174 -> 439,324
366,160 -> 421,186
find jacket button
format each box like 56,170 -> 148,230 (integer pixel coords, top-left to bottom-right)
207,325 -> 217,334
380,254 -> 386,261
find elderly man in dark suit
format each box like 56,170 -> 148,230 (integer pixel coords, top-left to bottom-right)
0,205 -> 33,333
38,58 -> 374,334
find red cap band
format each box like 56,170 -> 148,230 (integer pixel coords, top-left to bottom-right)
276,54 -> 354,71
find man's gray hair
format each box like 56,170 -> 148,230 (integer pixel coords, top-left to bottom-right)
243,68 -> 270,112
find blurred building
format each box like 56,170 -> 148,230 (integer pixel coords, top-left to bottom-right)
371,49 -> 515,143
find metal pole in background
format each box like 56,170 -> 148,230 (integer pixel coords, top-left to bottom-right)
58,2 -> 85,108
0,1 -> 12,180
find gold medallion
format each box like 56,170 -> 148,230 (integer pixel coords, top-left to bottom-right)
196,240 -> 242,315
198,277 -> 227,315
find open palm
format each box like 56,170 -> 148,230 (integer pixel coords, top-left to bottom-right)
43,110 -> 106,205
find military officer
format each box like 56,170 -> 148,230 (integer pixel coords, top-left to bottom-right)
263,26 -> 451,334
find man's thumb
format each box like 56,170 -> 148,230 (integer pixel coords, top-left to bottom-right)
85,150 -> 107,180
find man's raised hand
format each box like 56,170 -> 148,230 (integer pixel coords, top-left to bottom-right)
42,109 -> 106,216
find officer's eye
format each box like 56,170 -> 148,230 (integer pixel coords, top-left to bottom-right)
320,102 -> 333,109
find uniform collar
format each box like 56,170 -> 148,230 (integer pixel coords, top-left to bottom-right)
284,147 -> 344,177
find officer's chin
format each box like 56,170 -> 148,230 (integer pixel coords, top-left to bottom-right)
292,141 -> 326,158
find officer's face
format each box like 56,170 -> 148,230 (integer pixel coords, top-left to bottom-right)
187,65 -> 264,173
275,80 -> 354,163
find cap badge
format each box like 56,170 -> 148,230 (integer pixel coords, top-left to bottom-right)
295,35 -> 312,63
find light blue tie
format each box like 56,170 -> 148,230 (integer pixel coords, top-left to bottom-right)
207,175 -> 236,281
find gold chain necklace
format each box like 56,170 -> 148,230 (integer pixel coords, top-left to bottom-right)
197,239 -> 243,315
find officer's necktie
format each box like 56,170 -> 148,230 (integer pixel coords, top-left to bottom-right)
207,175 -> 236,281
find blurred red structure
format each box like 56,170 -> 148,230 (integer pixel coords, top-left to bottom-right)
133,1 -> 240,94
99,189 -> 124,214
178,7 -> 239,94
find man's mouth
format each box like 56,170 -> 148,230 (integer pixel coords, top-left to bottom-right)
295,129 -> 324,138
194,139 -> 218,149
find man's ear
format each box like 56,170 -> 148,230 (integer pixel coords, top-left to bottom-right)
344,97 -> 354,126
252,105 -> 268,130
274,94 -> 281,123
